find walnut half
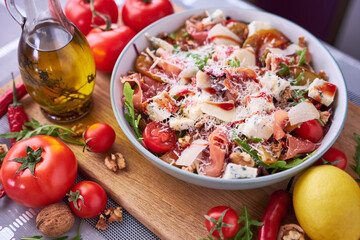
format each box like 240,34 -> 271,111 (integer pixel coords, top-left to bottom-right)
104,153 -> 126,172
229,152 -> 255,167
0,144 -> 8,155
277,224 -> 305,240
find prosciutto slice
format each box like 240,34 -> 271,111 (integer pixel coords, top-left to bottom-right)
201,125 -> 229,177
282,134 -> 316,160
273,109 -> 289,140
121,74 -> 167,111
223,67 -> 258,100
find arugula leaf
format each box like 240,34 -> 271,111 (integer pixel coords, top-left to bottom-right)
297,47 -> 307,66
291,72 -> 305,86
261,52 -> 268,65
234,205 -> 263,240
351,133 -> 360,182
233,137 -> 263,165
71,218 -> 84,240
0,151 -> 7,163
229,60 -> 241,68
186,53 -> 211,71
123,82 -> 142,138
0,118 -> 83,145
277,63 -> 290,76
266,150 -> 317,173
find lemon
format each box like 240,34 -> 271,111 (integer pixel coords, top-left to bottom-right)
293,165 -> 360,240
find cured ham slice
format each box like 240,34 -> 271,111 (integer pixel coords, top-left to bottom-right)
273,109 -> 289,140
282,134 -> 316,160
121,73 -> 144,111
223,67 -> 258,100
201,125 -> 229,177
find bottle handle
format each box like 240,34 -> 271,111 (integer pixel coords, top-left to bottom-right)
5,0 -> 26,27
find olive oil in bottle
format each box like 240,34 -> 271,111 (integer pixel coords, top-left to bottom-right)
18,22 -> 96,122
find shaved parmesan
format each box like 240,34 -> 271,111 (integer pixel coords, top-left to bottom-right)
201,101 -> 236,122
231,48 -> 256,67
208,24 -> 241,46
196,70 -> 211,88
288,101 -> 320,125
176,139 -> 209,166
268,44 -> 302,56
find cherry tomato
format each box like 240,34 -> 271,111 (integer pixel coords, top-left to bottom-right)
314,147 -> 347,170
84,122 -> 116,152
143,122 -> 177,154
122,0 -> 174,33
292,119 -> 324,143
205,206 -> 240,239
65,0 -> 119,35
67,181 -> 107,218
0,136 -> 77,207
86,24 -> 136,72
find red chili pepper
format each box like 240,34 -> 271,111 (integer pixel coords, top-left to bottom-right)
7,75 -> 29,146
258,178 -> 293,240
0,82 -> 27,118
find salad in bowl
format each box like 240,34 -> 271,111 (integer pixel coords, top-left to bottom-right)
111,8 -> 347,189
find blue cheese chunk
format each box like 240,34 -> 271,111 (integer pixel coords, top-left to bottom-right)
169,117 -> 195,131
146,102 -> 171,121
307,78 -> 336,106
239,114 -> 273,140
246,96 -> 275,115
223,163 -> 258,179
260,72 -> 290,101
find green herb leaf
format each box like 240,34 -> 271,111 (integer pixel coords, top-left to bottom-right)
186,53 -> 211,71
261,52 -> 268,65
291,72 -> 305,86
169,32 -> 177,40
0,151 -> 7,163
0,118 -> 83,145
71,218 -> 84,240
234,205 -> 263,240
266,150 -> 316,173
320,158 -> 343,166
229,60 -> 241,68
277,63 -> 290,76
123,82 -> 142,138
232,134 -> 263,165
351,133 -> 360,180
297,47 -> 307,66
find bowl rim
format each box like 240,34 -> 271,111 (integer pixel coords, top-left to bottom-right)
110,7 -> 348,185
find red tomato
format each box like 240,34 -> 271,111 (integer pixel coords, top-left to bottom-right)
205,206 -> 240,239
143,122 -> 177,154
314,146 -> 347,170
67,181 -> 107,218
122,0 -> 174,33
65,0 -> 119,35
292,119 -> 324,143
84,123 -> 116,152
0,136 -> 77,207
86,24 -> 136,72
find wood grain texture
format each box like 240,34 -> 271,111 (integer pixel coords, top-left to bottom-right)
1,74 -> 359,239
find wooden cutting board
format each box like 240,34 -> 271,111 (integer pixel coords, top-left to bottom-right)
1,73 -> 359,239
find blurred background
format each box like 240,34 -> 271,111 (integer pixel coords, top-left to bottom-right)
0,0 -> 359,86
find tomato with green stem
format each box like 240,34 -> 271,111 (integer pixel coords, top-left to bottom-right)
84,123 -> 116,152
67,181 -> 107,218
65,0 -> 119,35
314,146 -> 347,170
0,135 -> 77,207
204,206 -> 240,239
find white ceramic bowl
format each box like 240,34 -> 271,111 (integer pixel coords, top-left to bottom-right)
110,8 -> 348,190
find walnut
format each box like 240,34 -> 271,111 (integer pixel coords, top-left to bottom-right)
36,203 -> 75,237
298,36 -> 306,48
195,118 -> 206,128
104,207 -> 123,223
71,123 -> 87,137
319,111 -> 331,125
229,152 -> 255,167
271,142 -> 283,159
181,165 -> 195,173
96,214 -> 108,230
104,153 -> 126,172
318,70 -> 328,80
277,224 -> 305,240
178,135 -> 191,148
0,144 -> 8,155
